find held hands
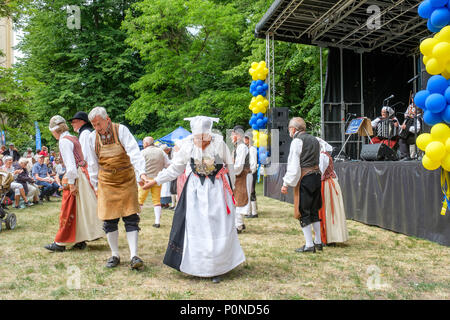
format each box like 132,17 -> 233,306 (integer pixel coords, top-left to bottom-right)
143,178 -> 157,190
281,186 -> 288,195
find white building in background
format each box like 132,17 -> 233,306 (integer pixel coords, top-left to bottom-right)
0,17 -> 13,68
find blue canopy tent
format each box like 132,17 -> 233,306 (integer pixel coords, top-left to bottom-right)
156,126 -> 191,147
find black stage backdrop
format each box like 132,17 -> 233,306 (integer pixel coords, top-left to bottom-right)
323,48 -> 415,159
264,161 -> 450,246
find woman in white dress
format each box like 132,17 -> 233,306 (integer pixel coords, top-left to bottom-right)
145,116 -> 245,283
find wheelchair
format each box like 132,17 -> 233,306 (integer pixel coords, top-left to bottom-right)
0,172 -> 17,232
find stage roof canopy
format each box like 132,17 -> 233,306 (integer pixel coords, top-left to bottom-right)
255,0 -> 425,56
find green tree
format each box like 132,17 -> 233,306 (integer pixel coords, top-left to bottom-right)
0,67 -> 35,150
16,0 -> 145,144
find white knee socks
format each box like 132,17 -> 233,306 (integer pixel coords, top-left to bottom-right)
154,205 -> 162,224
126,230 -> 138,259
301,224 -> 314,247
107,230 -> 120,258
312,221 -> 322,244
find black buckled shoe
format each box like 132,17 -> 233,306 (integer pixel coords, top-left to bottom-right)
44,242 -> 66,252
72,241 -> 87,250
236,224 -> 246,234
314,242 -> 323,251
130,256 -> 144,270
152,224 -> 160,228
106,256 -> 120,268
295,245 -> 316,253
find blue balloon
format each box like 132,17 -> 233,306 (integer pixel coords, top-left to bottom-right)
424,109 -> 443,125
419,0 -> 434,18
427,75 -> 448,94
426,93 -> 447,112
263,117 -> 268,124
414,90 -> 430,109
430,7 -> 450,28
445,86 -> 450,104
428,19 -> 441,32
430,0 -> 447,7
252,124 -> 258,130
262,83 -> 269,91
257,112 -> 264,119
441,105 -> 450,124
256,119 -> 264,128
259,146 -> 267,154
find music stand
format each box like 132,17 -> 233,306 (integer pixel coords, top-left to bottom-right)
336,117 -> 373,160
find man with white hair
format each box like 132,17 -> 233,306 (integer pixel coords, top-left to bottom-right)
86,106 -> 149,270
138,136 -> 170,228
371,106 -> 400,149
231,125 -> 250,233
281,117 -> 322,253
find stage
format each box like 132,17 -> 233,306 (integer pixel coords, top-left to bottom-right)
264,161 -> 450,246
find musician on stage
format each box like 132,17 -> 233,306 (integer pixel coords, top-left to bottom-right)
371,106 -> 400,149
398,104 -> 422,160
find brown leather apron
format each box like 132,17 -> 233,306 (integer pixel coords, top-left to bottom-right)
293,165 -> 320,219
234,168 -> 250,207
95,123 -> 140,220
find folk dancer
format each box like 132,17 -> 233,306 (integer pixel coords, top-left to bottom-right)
145,116 -> 245,283
44,115 -> 104,252
86,107 -> 149,270
281,117 -> 322,253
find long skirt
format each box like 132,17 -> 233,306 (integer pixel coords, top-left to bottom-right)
55,167 -> 104,245
164,174 -> 245,277
319,177 -> 348,244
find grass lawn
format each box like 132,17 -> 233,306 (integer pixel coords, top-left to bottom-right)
0,181 -> 449,300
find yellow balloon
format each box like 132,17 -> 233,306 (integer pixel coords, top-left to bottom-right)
432,42 -> 450,64
442,153 -> 450,171
249,68 -> 255,75
439,26 -> 450,42
251,62 -> 258,69
416,133 -> 433,151
427,58 -> 445,75
259,61 -> 266,68
252,73 -> 258,81
423,55 -> 431,65
425,141 -> 446,162
420,38 -> 439,56
263,100 -> 269,107
446,137 -> 450,153
431,123 -> 450,143
423,155 -> 441,171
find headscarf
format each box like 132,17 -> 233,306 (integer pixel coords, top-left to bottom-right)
49,115 -> 67,132
184,116 -> 220,135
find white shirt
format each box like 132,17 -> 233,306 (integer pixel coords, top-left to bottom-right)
233,143 -> 248,176
79,129 -> 92,164
155,134 -> 235,188
86,124 -> 146,191
58,131 -> 78,184
249,145 -> 258,174
282,135 -> 330,187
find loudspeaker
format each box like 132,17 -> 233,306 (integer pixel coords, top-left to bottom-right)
360,143 -> 398,161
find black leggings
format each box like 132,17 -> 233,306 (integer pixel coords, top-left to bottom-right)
103,214 -> 140,234
298,173 -> 322,228
250,171 -> 257,201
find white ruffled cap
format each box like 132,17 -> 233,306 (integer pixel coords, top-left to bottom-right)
184,116 -> 219,135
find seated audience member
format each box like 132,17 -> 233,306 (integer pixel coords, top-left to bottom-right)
371,106 -> 400,149
398,105 -> 423,160
3,143 -> 20,162
39,146 -> 49,157
54,157 -> 66,181
23,147 -> 34,159
15,158 -> 41,205
0,145 -> 6,155
32,154 -> 59,201
1,156 -> 32,208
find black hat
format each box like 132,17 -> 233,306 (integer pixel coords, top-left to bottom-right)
69,111 -> 89,123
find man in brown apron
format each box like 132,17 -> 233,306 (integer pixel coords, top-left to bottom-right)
281,117 -> 323,253
86,107 -> 150,270
232,125 -> 250,233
